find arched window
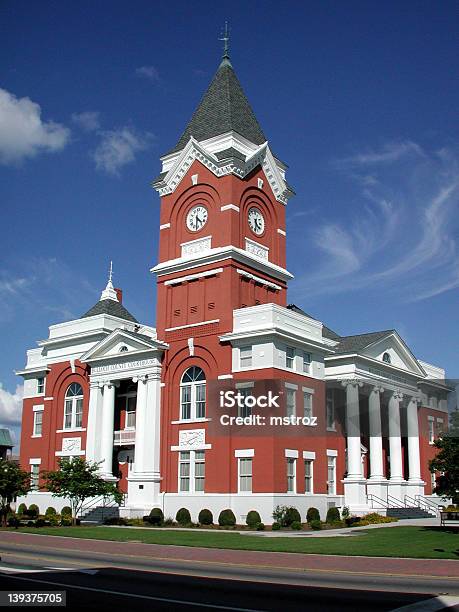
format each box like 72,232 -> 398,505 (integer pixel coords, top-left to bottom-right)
64,383 -> 83,430
382,352 -> 391,364
180,366 -> 206,420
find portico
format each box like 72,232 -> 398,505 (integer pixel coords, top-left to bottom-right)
80,328 -> 167,512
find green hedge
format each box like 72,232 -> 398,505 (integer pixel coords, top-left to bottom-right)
218,509 -> 236,526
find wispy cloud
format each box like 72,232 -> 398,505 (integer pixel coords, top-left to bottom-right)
0,88 -> 70,165
71,111 -> 100,132
135,65 -> 160,82
92,126 -> 153,175
291,142 -> 459,303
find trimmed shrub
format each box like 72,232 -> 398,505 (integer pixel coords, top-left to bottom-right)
246,510 -> 261,528
35,518 -> 46,527
351,520 -> 370,527
284,507 -> 301,526
310,519 -> 322,530
306,507 -> 320,523
290,521 -> 302,530
361,513 -> 397,524
256,522 -> 265,531
198,509 -> 213,526
7,516 -> 19,528
104,517 -> 128,526
148,507 -> 164,526
17,503 -> 27,515
271,521 -> 281,530
27,504 -> 39,518
47,515 -> 59,526
326,507 -> 340,523
218,509 -> 236,527
45,507 -> 57,517
60,517 -> 72,526
61,506 -> 72,517
176,507 -> 191,526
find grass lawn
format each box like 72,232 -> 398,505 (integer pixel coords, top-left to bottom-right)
12,525 -> 459,559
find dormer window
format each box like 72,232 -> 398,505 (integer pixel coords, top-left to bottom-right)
382,352 -> 391,364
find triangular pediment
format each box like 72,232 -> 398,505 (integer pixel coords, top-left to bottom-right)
362,332 -> 426,377
80,329 -> 166,363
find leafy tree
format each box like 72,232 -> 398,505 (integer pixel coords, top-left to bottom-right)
0,460 -> 30,527
429,408 -> 459,504
42,458 -> 122,525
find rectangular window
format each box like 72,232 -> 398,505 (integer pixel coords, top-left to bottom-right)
431,471 -> 436,491
237,387 -> 252,418
286,346 -> 295,369
436,418 -> 444,437
30,464 -> 40,490
240,346 -> 252,368
126,396 -> 136,429
326,389 -> 335,430
286,389 -> 296,417
33,411 -> 43,436
64,399 -> 73,429
180,386 -> 191,420
303,352 -> 311,374
37,377 -> 45,394
428,417 -> 435,444
304,459 -> 313,493
327,456 -> 336,495
287,458 -> 296,492
303,392 -> 313,419
75,398 -> 83,428
238,458 -> 252,492
178,450 -> 205,493
179,451 -> 191,492
195,384 -> 206,419
194,450 -> 205,492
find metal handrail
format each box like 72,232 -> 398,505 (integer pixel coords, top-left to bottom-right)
414,494 -> 441,517
387,494 -> 406,508
79,493 -> 125,517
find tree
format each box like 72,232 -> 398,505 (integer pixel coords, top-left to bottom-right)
0,460 -> 30,528
42,458 -> 122,525
429,408 -> 459,504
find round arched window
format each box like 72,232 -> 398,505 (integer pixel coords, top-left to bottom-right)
64,383 -> 83,429
382,352 -> 391,364
180,367 -> 206,420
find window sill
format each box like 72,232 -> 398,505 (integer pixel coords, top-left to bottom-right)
327,427 -> 336,432
31,434 -> 42,438
171,418 -> 211,425
56,427 -> 86,433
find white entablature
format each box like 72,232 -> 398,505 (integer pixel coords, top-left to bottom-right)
153,133 -> 294,205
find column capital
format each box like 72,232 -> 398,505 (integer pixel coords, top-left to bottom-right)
341,379 -> 364,389
408,394 -> 422,405
133,374 -> 149,384
90,381 -> 103,390
370,384 -> 385,395
102,380 -> 119,389
391,389 -> 404,401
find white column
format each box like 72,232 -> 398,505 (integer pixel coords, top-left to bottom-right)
132,376 -> 148,474
86,382 -> 103,463
407,396 -> 422,482
342,380 -> 363,479
100,381 -> 117,480
368,385 -> 385,480
388,391 -> 404,482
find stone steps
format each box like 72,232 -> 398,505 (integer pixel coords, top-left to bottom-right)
80,506 -> 120,523
386,507 -> 435,519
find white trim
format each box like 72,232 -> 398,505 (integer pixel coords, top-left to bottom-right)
235,381 -> 254,390
29,458 -> 41,464
55,450 -> 86,457
170,418 -> 211,425
171,444 -> 212,451
285,449 -> 299,458
277,228 -> 286,236
165,319 -> 220,332
303,451 -> 316,460
33,405 -> 44,412
234,449 -> 255,458
302,386 -> 315,394
56,427 -> 86,433
285,382 -> 298,390
236,269 -> 282,291
221,204 -> 239,212
326,449 -> 338,457
164,268 -> 223,286
44,397 -> 54,401
245,237 -> 269,261
159,223 -> 171,230
31,434 -> 42,438
180,235 -> 212,248
217,374 -> 233,380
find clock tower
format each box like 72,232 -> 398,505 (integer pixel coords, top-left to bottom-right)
151,45 -> 295,494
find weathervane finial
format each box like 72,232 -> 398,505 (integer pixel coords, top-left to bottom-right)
108,260 -> 113,283
219,21 -> 230,59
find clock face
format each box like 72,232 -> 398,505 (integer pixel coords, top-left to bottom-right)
186,205 -> 208,232
248,207 -> 265,235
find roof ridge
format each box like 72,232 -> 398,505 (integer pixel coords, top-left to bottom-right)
340,329 -> 395,339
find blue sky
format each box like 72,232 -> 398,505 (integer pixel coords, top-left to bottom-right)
1,1 -> 458,445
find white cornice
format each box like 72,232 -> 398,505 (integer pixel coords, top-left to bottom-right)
219,328 -> 335,353
153,136 -> 293,205
151,244 -> 293,283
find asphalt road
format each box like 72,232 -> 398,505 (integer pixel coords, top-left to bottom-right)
0,536 -> 457,611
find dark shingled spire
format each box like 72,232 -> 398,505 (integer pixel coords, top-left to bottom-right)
81,299 -> 138,323
166,57 -> 267,156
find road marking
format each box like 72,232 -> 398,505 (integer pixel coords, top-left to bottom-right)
0,574 -> 266,611
391,595 -> 459,611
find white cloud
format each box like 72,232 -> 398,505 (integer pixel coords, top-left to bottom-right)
135,65 -> 160,82
71,111 -> 100,132
337,140 -> 425,167
0,88 -> 70,164
0,383 -> 23,427
93,127 -> 153,175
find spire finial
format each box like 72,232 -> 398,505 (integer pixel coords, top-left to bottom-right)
219,21 -> 230,59
100,260 -> 118,302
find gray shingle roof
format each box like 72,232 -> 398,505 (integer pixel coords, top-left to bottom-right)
334,330 -> 395,354
166,58 -> 267,155
81,298 -> 138,323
